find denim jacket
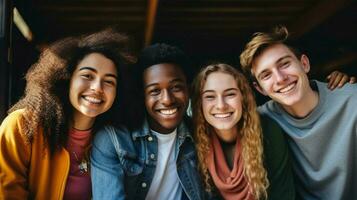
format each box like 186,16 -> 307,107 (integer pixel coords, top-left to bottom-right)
91,119 -> 206,200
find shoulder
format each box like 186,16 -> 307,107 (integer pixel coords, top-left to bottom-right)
260,114 -> 280,131
182,115 -> 193,132
93,125 -> 132,146
1,109 -> 25,127
0,109 -> 27,141
316,80 -> 357,97
258,100 -> 277,116
260,114 -> 285,141
260,114 -> 287,151
0,109 -> 32,159
177,116 -> 195,142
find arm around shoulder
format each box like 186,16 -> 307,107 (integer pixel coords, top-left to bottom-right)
0,110 -> 31,199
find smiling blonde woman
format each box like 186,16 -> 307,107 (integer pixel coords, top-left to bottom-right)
192,63 -> 296,200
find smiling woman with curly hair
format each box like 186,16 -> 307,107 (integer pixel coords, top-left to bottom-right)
192,63 -> 296,200
0,28 -> 136,200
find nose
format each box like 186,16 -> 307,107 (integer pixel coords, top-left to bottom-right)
90,78 -> 103,93
216,96 -> 227,110
161,89 -> 174,106
275,69 -> 288,84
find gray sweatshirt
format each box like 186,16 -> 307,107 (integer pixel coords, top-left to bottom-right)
259,81 -> 357,200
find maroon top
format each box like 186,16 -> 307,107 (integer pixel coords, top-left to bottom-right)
63,128 -> 92,200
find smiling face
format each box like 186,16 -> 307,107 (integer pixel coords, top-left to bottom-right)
143,63 -> 189,134
252,43 -> 311,108
69,53 -> 117,128
201,72 -> 243,143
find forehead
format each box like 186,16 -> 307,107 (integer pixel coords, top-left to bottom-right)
143,63 -> 186,86
203,72 -> 237,91
76,53 -> 117,75
252,44 -> 295,74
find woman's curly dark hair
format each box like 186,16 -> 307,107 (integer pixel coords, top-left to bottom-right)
9,28 -> 136,153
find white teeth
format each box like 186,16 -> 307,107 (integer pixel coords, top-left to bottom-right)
213,113 -> 231,118
84,96 -> 102,104
159,108 -> 177,115
279,83 -> 295,93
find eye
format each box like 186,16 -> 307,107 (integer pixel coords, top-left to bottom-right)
203,94 -> 215,101
260,72 -> 271,80
81,74 -> 93,80
171,84 -> 184,92
226,92 -> 236,97
148,88 -> 160,96
104,79 -> 116,86
280,61 -> 290,68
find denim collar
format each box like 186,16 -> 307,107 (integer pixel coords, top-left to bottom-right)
131,117 -> 193,143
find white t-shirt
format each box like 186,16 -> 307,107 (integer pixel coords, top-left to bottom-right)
145,129 -> 182,200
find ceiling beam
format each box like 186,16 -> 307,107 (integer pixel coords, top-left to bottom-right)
311,52 -> 357,75
144,0 -> 158,47
289,0 -> 352,39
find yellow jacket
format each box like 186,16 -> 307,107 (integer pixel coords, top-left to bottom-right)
0,109 -> 70,200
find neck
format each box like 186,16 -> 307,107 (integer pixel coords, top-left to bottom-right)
71,112 -> 95,131
220,139 -> 236,170
282,88 -> 319,118
148,117 -> 176,134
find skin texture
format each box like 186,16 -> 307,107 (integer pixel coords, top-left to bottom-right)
143,63 -> 189,134
252,43 -> 318,118
201,72 -> 243,143
69,53 -> 118,130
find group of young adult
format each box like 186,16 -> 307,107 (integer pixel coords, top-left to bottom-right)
0,25 -> 356,200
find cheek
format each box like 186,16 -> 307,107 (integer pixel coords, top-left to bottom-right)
69,91 -> 76,108
70,78 -> 86,93
201,101 -> 212,118
69,80 -> 80,103
230,97 -> 243,116
260,80 -> 274,91
105,88 -> 117,103
176,92 -> 189,104
144,96 -> 155,111
235,97 -> 243,110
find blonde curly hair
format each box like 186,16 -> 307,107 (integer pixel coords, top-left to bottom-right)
192,63 -> 268,199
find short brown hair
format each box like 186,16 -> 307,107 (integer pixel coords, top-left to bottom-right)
240,26 -> 300,77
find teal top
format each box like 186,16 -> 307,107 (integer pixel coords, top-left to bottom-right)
259,81 -> 357,199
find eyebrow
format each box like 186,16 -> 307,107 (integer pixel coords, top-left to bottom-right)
276,55 -> 292,64
257,55 -> 292,78
202,88 -> 238,94
79,66 -> 117,79
144,78 -> 185,89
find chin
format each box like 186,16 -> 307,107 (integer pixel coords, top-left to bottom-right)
82,110 -> 103,118
214,126 -> 234,133
281,97 -> 302,107
158,122 -> 179,131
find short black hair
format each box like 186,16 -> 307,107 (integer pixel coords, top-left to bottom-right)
136,43 -> 193,83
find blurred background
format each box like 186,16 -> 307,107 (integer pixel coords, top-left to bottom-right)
1,0 -> 357,120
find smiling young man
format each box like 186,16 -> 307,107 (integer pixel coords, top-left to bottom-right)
91,43 -> 205,200
240,26 -> 357,199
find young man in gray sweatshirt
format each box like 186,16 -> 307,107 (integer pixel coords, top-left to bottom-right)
240,26 -> 357,200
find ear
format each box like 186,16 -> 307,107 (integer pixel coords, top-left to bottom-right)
300,54 -> 311,73
253,81 -> 268,96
